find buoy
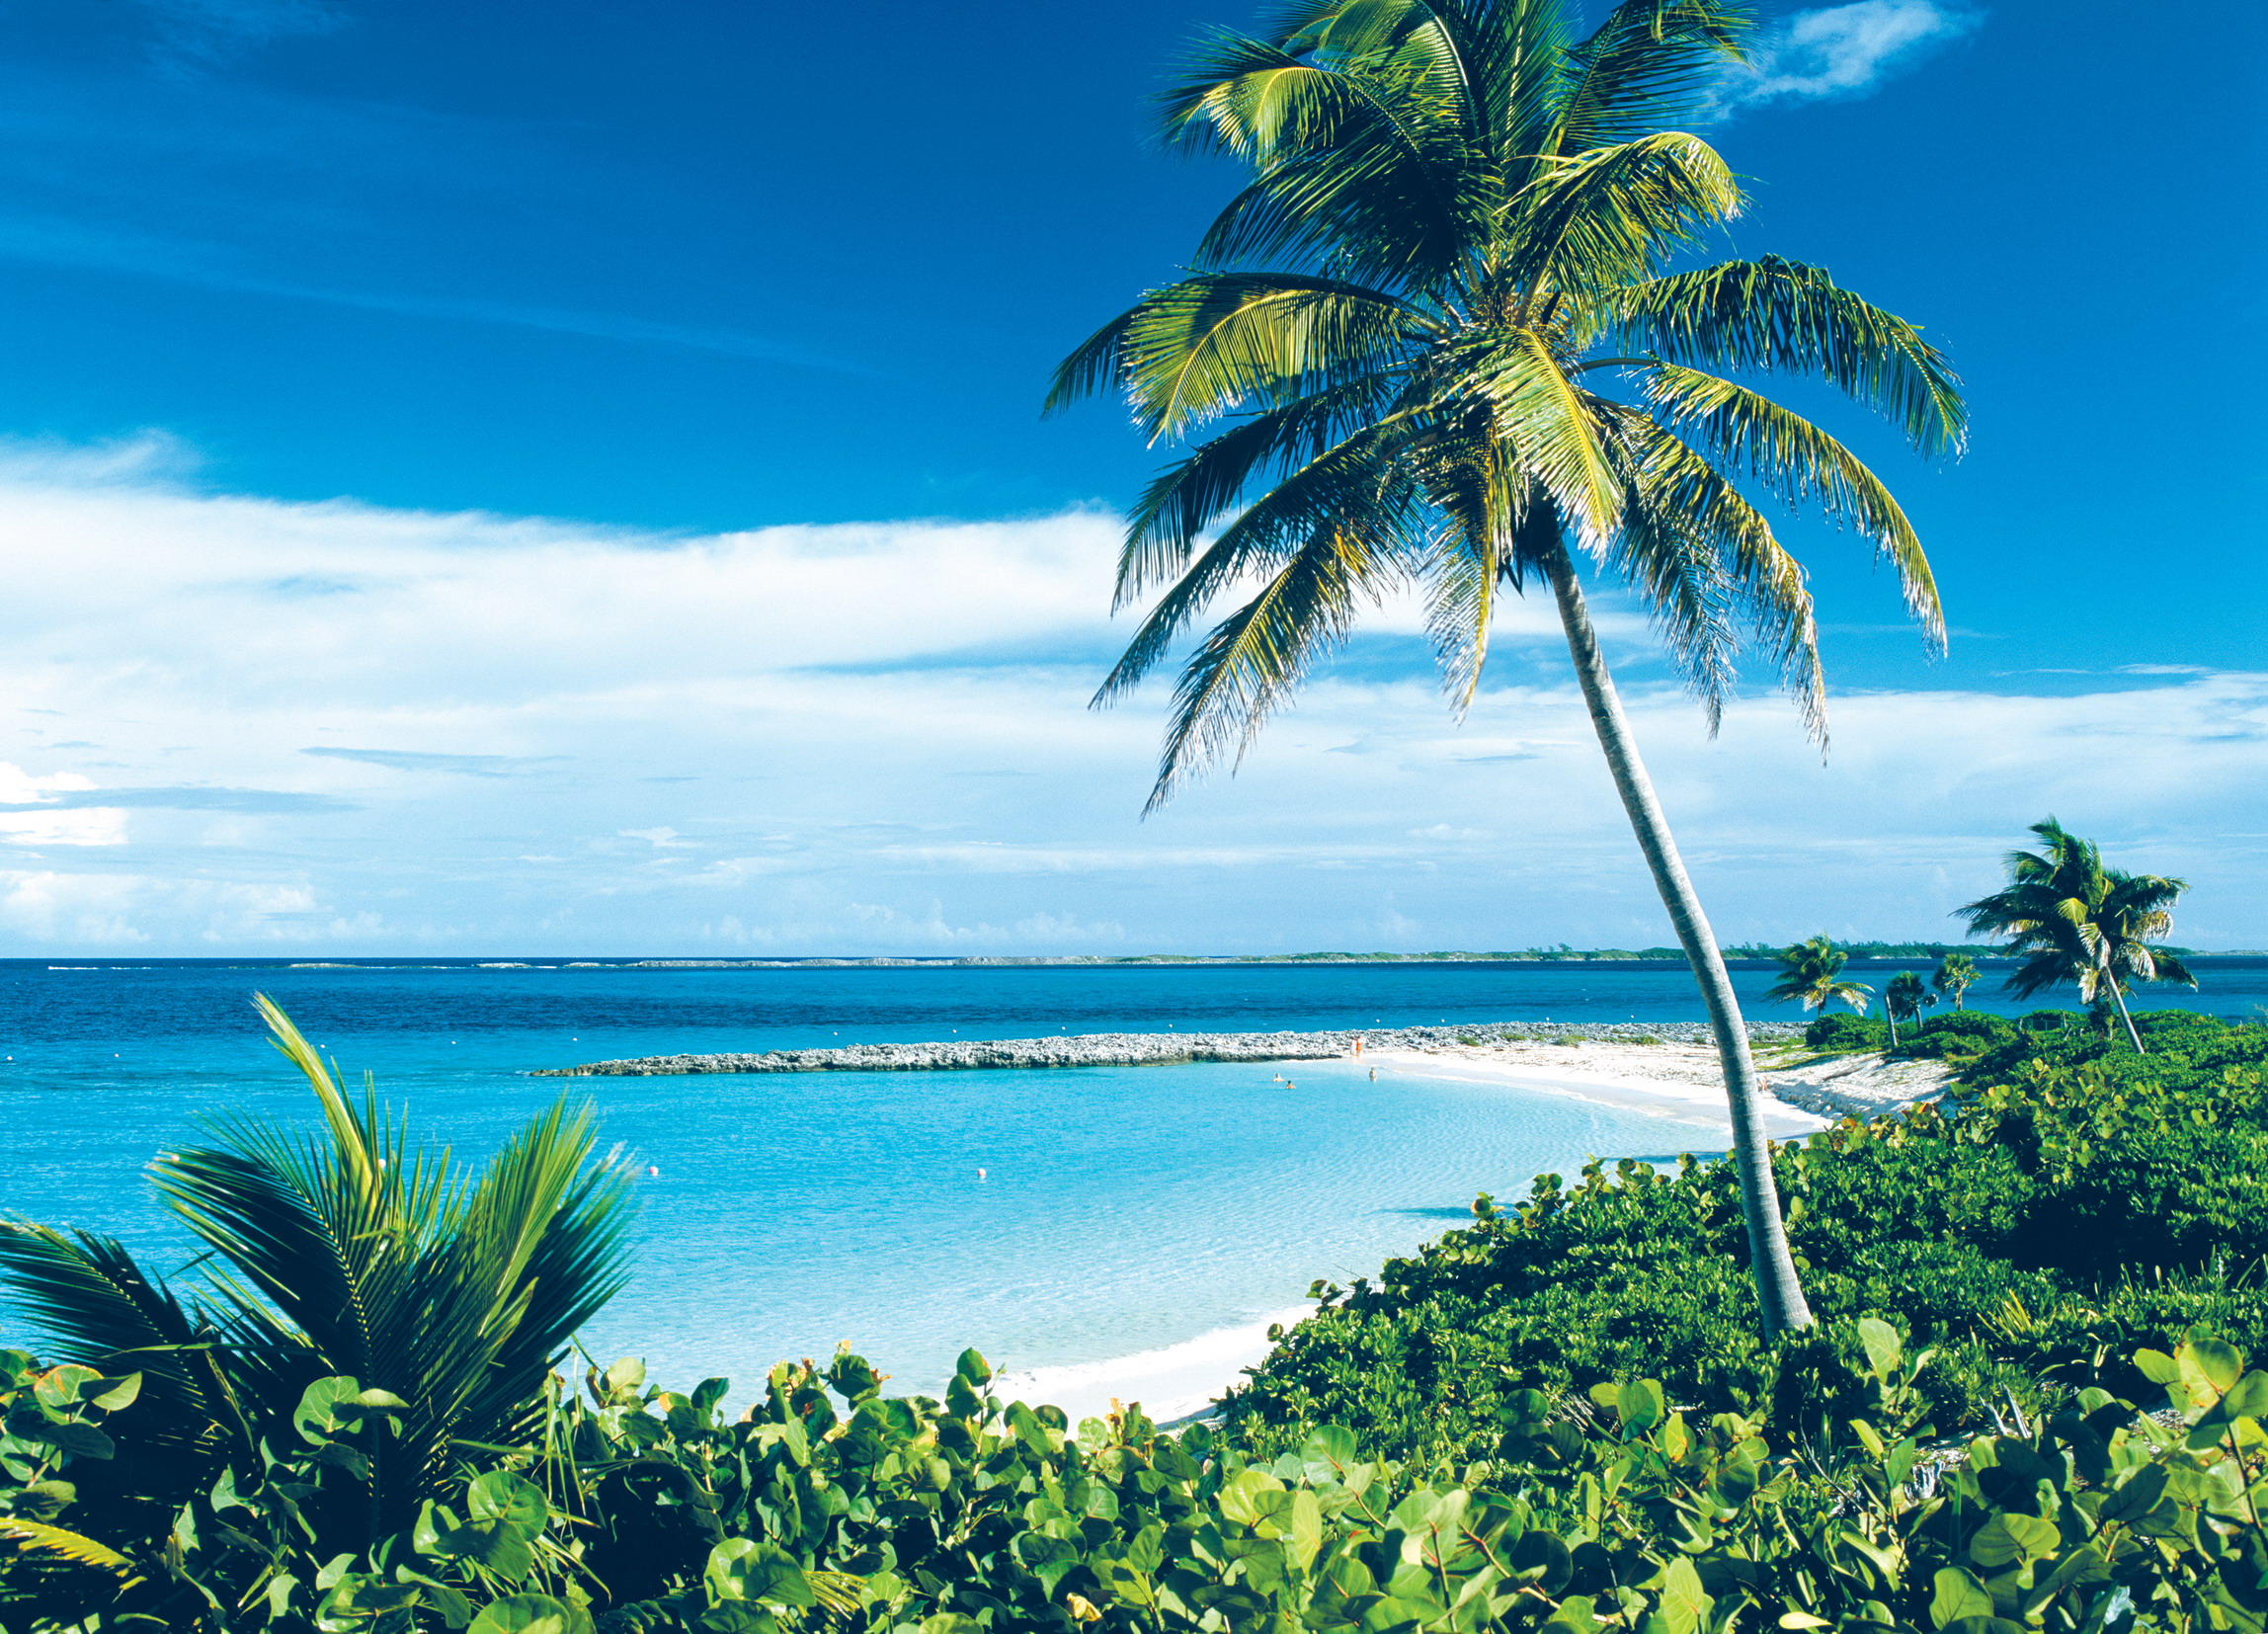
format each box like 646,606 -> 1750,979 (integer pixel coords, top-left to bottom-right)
647,1165 -> 660,1178
977,1167 -> 988,1182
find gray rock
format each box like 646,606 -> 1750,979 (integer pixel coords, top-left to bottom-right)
532,1020 -> 1805,1077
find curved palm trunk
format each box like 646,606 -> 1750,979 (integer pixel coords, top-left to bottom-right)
2103,961 -> 2146,1054
1542,542 -> 1814,1336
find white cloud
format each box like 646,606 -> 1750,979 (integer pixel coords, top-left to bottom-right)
0,440 -> 2258,952
1728,1 -> 1980,105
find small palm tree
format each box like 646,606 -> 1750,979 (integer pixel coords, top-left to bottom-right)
1765,936 -> 1875,1018
1931,950 -> 1979,1011
0,997 -> 633,1547
1958,818 -> 2195,1054
1050,0 -> 1963,1339
1883,969 -> 1935,1047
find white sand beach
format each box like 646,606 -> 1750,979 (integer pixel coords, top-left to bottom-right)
1363,1035 -> 1954,1133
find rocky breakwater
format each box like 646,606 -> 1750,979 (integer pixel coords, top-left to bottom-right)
532,1019 -> 1804,1077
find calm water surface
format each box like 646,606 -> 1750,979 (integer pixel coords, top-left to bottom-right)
4,958 -> 2259,1396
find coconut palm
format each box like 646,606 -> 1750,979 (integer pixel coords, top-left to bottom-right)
1048,0 -> 1963,1336
1957,818 -> 2194,1054
0,996 -> 633,1548
1764,935 -> 1874,1017
1931,950 -> 1979,1010
1883,969 -> 1934,1046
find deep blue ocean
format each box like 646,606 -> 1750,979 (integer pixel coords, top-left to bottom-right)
5,957 -> 2261,1406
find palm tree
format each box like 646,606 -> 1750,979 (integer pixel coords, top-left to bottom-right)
1048,0 -> 1964,1338
1764,935 -> 1874,1019
1931,950 -> 1979,1011
0,996 -> 633,1548
1958,818 -> 2195,1054
1883,969 -> 1934,1047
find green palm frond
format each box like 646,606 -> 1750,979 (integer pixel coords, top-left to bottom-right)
0,1516 -> 134,1573
1550,0 -> 1753,155
1640,364 -> 1941,647
1614,256 -> 1967,455
1961,819 -> 2193,1017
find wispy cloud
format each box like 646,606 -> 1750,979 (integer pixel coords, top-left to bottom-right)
1726,1 -> 1980,106
301,749 -> 566,778
0,440 -> 2256,952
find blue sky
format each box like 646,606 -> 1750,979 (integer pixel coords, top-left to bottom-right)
0,0 -> 2261,953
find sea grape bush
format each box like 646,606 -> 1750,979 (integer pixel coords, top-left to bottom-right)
15,1325 -> 2268,1633
1225,1016 -> 2268,1467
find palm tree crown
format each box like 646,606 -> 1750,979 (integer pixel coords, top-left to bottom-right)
1765,935 -> 1873,1016
1957,818 -> 2194,1053
1049,0 -> 1964,801
1931,950 -> 1979,1010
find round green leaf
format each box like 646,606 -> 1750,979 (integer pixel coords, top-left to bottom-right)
467,1593 -> 586,1634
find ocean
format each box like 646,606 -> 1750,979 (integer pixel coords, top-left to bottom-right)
4,956 -> 2261,1414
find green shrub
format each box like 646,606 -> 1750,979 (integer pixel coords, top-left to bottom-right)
1802,1011 -> 1884,1050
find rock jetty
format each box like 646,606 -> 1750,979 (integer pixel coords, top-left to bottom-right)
532,1019 -> 1804,1077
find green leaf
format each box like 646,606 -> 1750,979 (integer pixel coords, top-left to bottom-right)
1929,1568 -> 1992,1629
1509,1529 -> 1574,1594
293,1375 -> 363,1445
604,1357 -> 646,1396
43,1422 -> 115,1460
2186,1337 -> 2244,1393
1968,1511 -> 2059,1568
1659,1556 -> 1710,1634
1617,1378 -> 1665,1431
465,1471 -> 548,1541
2099,1463 -> 2168,1524
468,1593 -> 590,1634
2223,1371 -> 2268,1420
2135,1348 -> 2181,1385
954,1348 -> 993,1387
87,1373 -> 141,1412
1857,1318 -> 1902,1377
1218,1467 -> 1286,1526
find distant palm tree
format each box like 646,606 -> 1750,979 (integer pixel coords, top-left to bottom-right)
1931,950 -> 1980,1010
1050,0 -> 1964,1340
1765,936 -> 1875,1019
1883,969 -> 1935,1046
0,997 -> 632,1547
1958,818 -> 2195,1054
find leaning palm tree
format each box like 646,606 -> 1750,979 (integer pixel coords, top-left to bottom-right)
1052,0 -> 1964,1334
1931,950 -> 1980,1010
1764,935 -> 1874,1018
1958,818 -> 2195,1054
0,996 -> 632,1548
1883,969 -> 1934,1047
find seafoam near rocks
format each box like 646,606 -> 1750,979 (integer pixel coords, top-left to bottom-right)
533,1020 -> 1805,1077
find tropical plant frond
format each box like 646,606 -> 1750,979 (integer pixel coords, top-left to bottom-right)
1509,130 -> 1742,313
1641,364 -> 1942,650
0,1516 -> 133,1573
1551,0 -> 1754,156
1462,327 -> 1623,547
1614,256 -> 1968,455
1118,374 -> 1409,605
1606,411 -> 1825,740
1109,273 -> 1425,442
1161,29 -> 1474,283
1096,415 -> 1425,705
1146,512 -> 1410,811
0,1223 -> 249,1472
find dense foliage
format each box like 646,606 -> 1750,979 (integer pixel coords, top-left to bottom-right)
1222,1012 -> 2268,1470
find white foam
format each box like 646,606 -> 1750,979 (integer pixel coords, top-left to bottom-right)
991,1305 -> 1314,1426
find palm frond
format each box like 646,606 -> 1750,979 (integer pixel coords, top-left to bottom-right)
1614,256 -> 1967,455
1509,130 -> 1742,313
1551,0 -> 1754,155
1640,364 -> 1942,649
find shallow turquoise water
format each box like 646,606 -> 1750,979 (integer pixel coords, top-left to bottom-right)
7,956 -> 2258,1400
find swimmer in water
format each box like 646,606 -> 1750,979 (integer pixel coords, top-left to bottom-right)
977,1167 -> 988,1182
647,1165 -> 660,1178
1369,1068 -> 1378,1081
